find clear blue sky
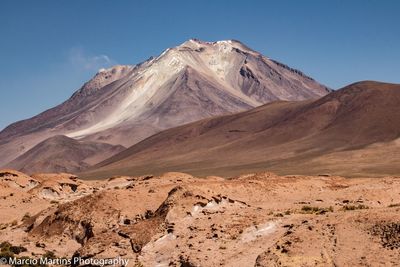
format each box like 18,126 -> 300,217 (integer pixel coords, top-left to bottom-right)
0,0 -> 399,130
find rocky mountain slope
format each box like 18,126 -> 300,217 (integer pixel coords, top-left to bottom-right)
86,81 -> 400,178
0,39 -> 329,171
1,170 -> 399,266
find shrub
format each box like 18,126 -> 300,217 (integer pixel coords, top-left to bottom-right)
42,251 -> 56,259
301,206 -> 333,214
342,204 -> 369,211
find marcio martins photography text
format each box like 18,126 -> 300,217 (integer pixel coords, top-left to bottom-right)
2,257 -> 129,266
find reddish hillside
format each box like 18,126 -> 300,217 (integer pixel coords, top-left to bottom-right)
85,81 -> 400,178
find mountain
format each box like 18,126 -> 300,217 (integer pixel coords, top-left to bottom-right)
7,135 -> 125,174
0,39 -> 329,171
84,81 -> 400,178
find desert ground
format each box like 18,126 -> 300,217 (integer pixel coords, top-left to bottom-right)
1,169 -> 399,266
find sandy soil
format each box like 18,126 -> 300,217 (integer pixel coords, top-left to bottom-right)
0,169 -> 399,266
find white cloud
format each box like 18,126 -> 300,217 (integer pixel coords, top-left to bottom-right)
68,47 -> 116,71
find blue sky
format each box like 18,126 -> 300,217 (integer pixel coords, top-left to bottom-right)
0,0 -> 399,130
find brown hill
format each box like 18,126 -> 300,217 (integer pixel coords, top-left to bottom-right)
6,135 -> 125,174
84,81 -> 400,178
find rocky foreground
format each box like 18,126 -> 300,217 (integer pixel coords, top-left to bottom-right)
0,169 -> 400,266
